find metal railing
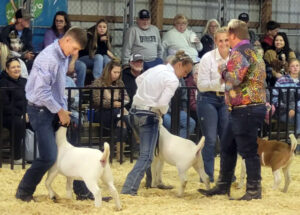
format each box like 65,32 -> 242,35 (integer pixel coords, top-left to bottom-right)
1,86 -> 299,169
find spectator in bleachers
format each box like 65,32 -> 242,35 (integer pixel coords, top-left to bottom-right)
260,20 -> 280,53
264,32 -> 296,86
198,19 -> 220,58
79,19 -> 114,80
0,57 -> 27,164
44,11 -> 86,87
162,14 -> 202,63
272,58 -> 300,134
89,58 -> 129,145
0,9 -> 34,71
184,63 -> 198,123
196,27 -> 230,182
163,78 -> 196,139
0,42 -> 10,72
122,9 -> 163,71
0,42 -> 28,78
122,53 -> 144,110
237,12 -> 260,46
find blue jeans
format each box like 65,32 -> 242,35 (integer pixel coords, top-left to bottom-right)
143,58 -> 163,71
163,111 -> 196,138
121,109 -> 159,195
79,54 -> 110,79
220,104 -> 266,181
197,92 -> 229,181
279,107 -> 300,134
75,60 -> 86,87
16,105 -> 57,195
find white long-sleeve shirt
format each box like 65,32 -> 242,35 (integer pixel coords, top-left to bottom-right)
162,28 -> 202,63
197,48 -> 228,92
132,63 -> 179,114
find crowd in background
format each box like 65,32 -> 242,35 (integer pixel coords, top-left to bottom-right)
0,8 -> 299,168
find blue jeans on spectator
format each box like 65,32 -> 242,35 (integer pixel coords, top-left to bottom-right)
121,109 -> 159,195
16,105 -> 57,196
75,60 -> 87,87
163,111 -> 196,138
279,108 -> 300,134
143,58 -> 163,71
197,92 -> 229,182
79,54 -> 110,79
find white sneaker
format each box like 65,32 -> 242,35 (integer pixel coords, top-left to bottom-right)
14,159 -> 23,165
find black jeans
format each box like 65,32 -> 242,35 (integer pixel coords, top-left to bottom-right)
220,104 -> 266,181
3,116 -> 26,160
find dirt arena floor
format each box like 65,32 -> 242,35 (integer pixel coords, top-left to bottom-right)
1,155 -> 300,215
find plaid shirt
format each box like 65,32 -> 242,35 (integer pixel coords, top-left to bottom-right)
272,75 -> 300,112
223,40 -> 266,107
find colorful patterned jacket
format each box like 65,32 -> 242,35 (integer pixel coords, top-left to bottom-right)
223,40 -> 266,108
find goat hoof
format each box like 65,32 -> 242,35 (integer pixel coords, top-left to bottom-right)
157,184 -> 174,190
102,196 -> 112,202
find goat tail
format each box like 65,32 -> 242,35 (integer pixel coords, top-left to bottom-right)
196,136 -> 205,156
100,142 -> 110,167
289,134 -> 298,152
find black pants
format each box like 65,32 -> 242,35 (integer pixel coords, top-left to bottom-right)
3,116 -> 25,160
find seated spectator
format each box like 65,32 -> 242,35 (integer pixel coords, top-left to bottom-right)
89,58 -> 129,129
260,20 -> 280,53
122,9 -> 163,71
1,42 -> 28,78
79,19 -> 114,80
0,57 -> 27,164
0,9 -> 34,71
238,12 -> 260,46
198,19 -> 220,58
163,78 -> 196,139
122,53 -> 144,110
162,14 -> 202,63
184,63 -> 198,123
44,11 -> 86,87
272,58 -> 300,134
264,32 -> 296,86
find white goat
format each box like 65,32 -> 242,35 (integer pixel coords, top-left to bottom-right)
151,125 -> 210,197
45,126 -> 122,210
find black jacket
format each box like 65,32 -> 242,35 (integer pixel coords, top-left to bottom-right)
0,71 -> 27,117
198,34 -> 214,58
122,67 -> 141,110
0,24 -> 33,53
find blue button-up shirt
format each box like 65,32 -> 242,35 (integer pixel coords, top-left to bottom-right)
26,40 -> 69,113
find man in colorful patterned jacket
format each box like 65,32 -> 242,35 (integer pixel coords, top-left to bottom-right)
198,19 -> 266,200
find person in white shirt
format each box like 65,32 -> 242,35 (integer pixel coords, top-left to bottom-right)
196,27 -> 230,182
121,50 -> 193,196
162,14 -> 202,63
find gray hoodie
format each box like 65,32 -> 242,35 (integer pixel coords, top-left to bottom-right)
122,25 -> 163,64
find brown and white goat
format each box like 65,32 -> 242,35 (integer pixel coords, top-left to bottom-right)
45,126 -> 122,210
237,134 -> 298,192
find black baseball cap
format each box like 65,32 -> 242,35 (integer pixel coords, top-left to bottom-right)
130,53 -> 144,62
238,13 -> 249,23
138,9 -> 150,19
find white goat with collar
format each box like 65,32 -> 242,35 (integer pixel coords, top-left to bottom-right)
45,126 -> 121,210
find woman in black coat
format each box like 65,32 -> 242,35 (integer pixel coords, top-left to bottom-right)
0,57 -> 27,162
